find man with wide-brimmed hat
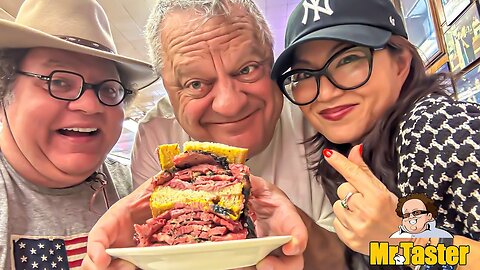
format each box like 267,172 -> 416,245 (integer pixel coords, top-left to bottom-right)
0,0 -> 156,268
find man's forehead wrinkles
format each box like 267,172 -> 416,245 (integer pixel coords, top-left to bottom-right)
176,21 -> 252,49
163,11 -> 254,47
160,8 -> 270,83
176,53 -> 210,71
165,26 -> 262,74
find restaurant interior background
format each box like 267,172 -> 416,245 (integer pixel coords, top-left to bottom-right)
1,0 -> 479,164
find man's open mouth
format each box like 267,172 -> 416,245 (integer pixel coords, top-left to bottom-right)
58,127 -> 99,137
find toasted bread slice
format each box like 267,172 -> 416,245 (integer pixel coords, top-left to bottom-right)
150,183 -> 245,220
157,143 -> 180,170
182,141 -> 248,164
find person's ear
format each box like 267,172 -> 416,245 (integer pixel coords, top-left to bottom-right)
427,213 -> 433,221
393,49 -> 413,84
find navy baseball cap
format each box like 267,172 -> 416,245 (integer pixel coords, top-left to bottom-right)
271,0 -> 408,79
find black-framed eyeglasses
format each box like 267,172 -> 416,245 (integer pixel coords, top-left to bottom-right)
402,210 -> 429,219
276,46 -> 379,106
16,70 -> 132,106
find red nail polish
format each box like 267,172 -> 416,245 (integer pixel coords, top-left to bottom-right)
359,144 -> 363,155
323,148 -> 333,158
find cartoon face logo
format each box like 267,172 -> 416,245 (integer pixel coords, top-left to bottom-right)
400,198 -> 433,234
391,193 -> 452,238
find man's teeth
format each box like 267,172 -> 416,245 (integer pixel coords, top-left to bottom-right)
62,127 -> 98,133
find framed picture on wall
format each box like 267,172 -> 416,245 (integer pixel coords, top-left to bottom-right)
441,0 -> 471,25
455,63 -> 480,101
400,0 -> 444,66
444,2 -> 480,73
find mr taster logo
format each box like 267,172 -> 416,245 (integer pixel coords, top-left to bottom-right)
302,0 -> 334,24
368,193 -> 470,268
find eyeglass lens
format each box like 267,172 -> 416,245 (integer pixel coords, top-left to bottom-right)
281,47 -> 372,105
49,71 -> 125,106
402,210 -> 429,218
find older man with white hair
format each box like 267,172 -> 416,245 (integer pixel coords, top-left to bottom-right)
83,0 -> 346,269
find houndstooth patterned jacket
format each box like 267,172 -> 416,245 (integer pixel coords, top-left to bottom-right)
397,95 -> 480,240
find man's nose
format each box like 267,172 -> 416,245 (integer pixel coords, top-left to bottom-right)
67,87 -> 104,114
211,77 -> 247,117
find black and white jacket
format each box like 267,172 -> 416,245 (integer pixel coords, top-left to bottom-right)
397,96 -> 480,240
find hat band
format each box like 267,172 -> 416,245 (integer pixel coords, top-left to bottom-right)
56,36 -> 114,53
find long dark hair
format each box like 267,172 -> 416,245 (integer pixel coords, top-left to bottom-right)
305,36 -> 452,269
306,36 -> 451,202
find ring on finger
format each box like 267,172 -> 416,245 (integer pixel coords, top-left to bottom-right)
340,191 -> 355,210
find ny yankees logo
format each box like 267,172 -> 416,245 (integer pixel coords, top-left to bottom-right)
302,0 -> 334,24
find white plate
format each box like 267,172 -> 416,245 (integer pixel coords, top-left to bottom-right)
106,235 -> 292,270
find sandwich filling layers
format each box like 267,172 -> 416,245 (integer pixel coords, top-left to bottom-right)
134,143 -> 256,246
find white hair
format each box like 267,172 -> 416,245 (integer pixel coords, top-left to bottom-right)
145,0 -> 274,74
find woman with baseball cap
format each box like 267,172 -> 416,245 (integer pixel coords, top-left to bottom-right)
0,0 -> 157,268
272,0 -> 479,268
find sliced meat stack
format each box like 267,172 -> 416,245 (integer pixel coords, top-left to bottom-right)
134,142 -> 256,247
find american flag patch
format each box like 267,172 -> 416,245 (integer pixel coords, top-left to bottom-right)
11,233 -> 88,270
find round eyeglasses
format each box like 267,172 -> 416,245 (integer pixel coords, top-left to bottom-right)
276,46 -> 378,106
16,70 -> 132,106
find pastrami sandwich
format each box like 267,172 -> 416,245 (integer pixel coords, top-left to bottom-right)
134,142 -> 256,246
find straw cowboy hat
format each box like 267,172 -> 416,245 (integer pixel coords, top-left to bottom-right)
0,0 -> 157,89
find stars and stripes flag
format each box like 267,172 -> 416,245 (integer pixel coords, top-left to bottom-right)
11,233 -> 88,270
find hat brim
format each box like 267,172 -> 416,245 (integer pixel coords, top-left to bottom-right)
271,24 -> 392,79
0,20 -> 158,90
